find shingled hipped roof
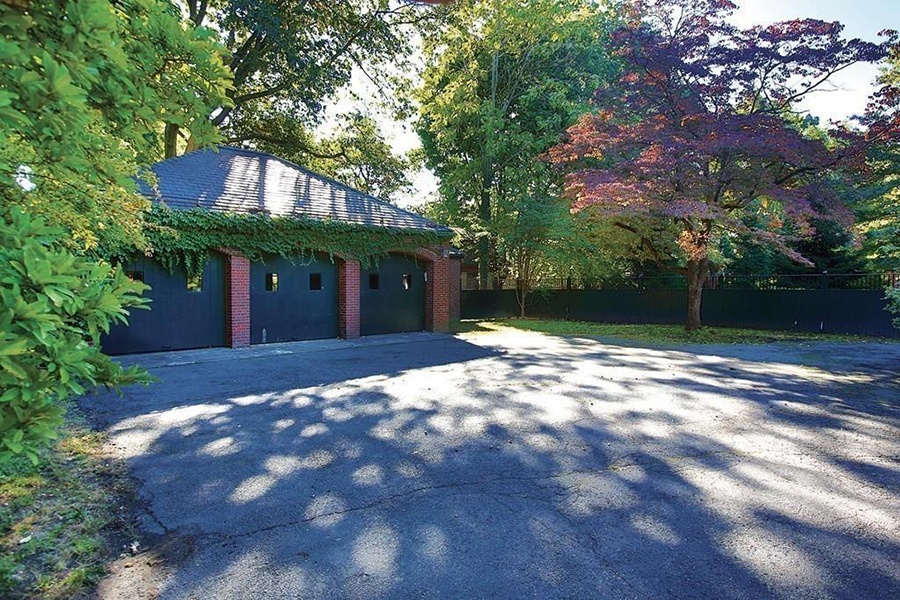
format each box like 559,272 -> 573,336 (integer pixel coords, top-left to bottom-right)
139,147 -> 451,234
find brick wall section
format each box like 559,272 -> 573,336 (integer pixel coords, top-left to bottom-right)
424,261 -> 435,332
219,247 -> 452,345
429,256 -> 452,333
448,257 -> 462,323
414,247 -> 456,334
338,259 -> 361,339
224,252 -> 251,348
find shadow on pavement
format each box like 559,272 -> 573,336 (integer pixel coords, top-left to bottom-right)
81,331 -> 900,599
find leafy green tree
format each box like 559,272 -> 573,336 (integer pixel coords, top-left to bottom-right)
175,0 -> 437,157
858,35 -> 900,327
256,112 -> 413,202
0,0 -> 231,253
0,210 -> 150,462
416,0 -> 618,291
0,0 -> 228,459
491,163 -> 571,315
166,0 -> 429,202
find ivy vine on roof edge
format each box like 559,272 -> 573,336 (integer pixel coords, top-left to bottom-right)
141,204 -> 453,274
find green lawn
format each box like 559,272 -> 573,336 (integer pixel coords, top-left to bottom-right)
0,407 -> 134,599
456,318 -> 898,344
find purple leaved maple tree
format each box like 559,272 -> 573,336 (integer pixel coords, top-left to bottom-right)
864,31 -> 900,145
549,0 -> 887,330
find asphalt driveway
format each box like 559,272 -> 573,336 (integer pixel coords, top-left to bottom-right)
80,329 -> 900,599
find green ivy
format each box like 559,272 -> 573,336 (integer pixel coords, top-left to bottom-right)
141,204 -> 453,274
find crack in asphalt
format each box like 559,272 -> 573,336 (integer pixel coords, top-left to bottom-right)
138,445 -> 898,543
202,451 -> 733,543
132,483 -> 172,535
218,473 -> 567,541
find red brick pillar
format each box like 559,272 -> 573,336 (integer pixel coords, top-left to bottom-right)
338,259 -> 360,339
424,261 -> 435,332
429,257 -> 452,333
448,256 -> 461,324
225,253 -> 251,348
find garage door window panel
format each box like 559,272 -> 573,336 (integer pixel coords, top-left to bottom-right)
360,254 -> 425,335
103,255 -> 227,354
251,254 -> 338,343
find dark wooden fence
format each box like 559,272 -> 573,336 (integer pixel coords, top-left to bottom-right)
461,273 -> 899,338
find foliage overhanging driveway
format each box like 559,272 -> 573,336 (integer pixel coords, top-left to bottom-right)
81,331 -> 900,599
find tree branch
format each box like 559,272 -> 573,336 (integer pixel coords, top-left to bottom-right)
225,133 -> 349,161
612,220 -> 681,272
232,82 -> 292,106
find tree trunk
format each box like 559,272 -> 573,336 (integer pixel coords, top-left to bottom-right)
164,123 -> 179,159
685,257 -> 709,330
517,278 -> 527,318
478,236 -> 490,290
478,159 -> 492,290
478,51 -> 498,291
184,134 -> 198,154
516,250 -> 532,318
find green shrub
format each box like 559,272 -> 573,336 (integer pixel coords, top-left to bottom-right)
887,285 -> 900,330
0,207 -> 150,462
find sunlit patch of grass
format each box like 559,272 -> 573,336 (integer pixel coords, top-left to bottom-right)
456,318 -> 896,344
0,406 -> 134,599
452,319 -> 495,334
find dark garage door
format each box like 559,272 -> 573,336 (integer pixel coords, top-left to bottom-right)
250,253 -> 338,344
102,254 -> 227,355
361,253 -> 426,335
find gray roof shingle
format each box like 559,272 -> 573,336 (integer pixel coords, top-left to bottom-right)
138,146 -> 451,234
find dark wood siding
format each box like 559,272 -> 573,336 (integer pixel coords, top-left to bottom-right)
250,253 -> 339,344
360,254 -> 426,335
102,254 -> 227,355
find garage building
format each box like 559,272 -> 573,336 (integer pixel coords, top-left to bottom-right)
102,147 -> 460,355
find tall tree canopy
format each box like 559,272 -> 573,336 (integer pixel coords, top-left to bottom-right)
255,112 -> 414,203
0,0 -> 227,459
417,0 -> 618,290
175,0 -> 437,159
549,0 -> 886,329
0,0 -> 231,252
858,33 -> 900,327
859,33 -> 900,269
